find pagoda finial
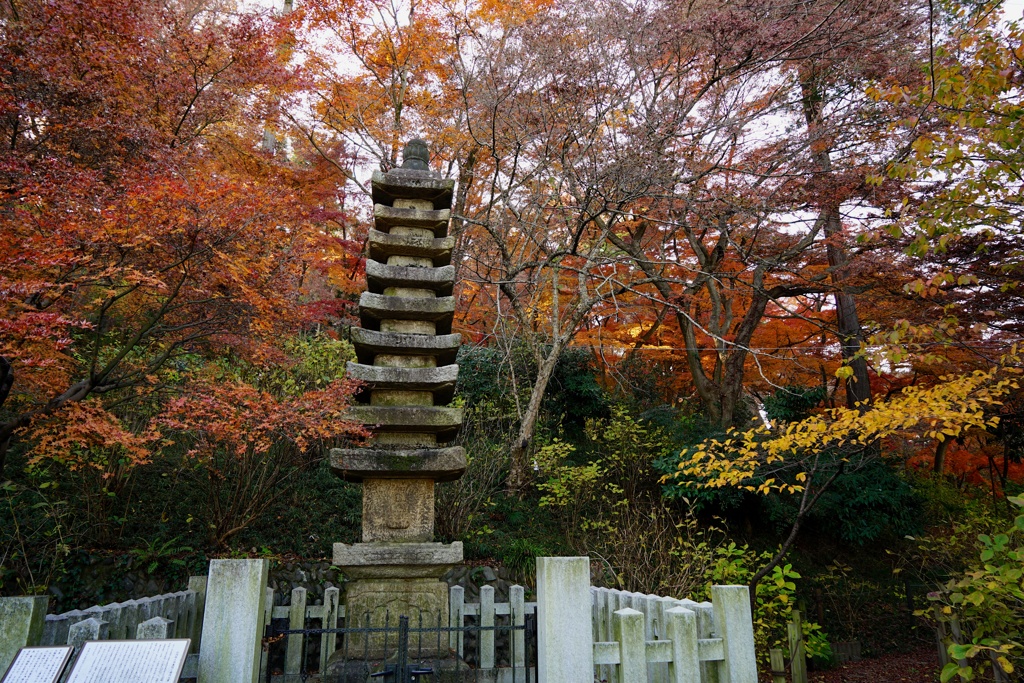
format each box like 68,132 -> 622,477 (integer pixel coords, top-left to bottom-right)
401,138 -> 430,170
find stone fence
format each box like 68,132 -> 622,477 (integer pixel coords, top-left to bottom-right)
536,557 -> 757,683
591,585 -> 757,683
264,584 -> 342,678
39,580 -> 204,650
2,556 -> 757,683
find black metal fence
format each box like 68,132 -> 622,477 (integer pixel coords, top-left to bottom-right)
261,610 -> 537,683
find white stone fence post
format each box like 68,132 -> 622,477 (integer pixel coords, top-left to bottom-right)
197,558 -> 268,683
536,556 -> 594,683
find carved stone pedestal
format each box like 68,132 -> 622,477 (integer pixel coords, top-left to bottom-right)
332,541 -> 462,656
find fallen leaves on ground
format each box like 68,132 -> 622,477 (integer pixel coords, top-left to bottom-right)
809,647 -> 941,682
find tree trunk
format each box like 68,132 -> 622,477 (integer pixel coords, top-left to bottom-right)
824,208 -> 872,408
506,341 -> 563,493
800,70 -> 872,410
933,438 -> 950,474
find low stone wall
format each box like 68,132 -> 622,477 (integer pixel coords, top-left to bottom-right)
268,561 -> 342,607
40,587 -> 200,647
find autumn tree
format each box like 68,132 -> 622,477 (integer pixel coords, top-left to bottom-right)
657,0 -> 1024,607
0,0 -> 362,501
871,4 -> 1024,343
570,0 -> 927,433
673,350 -> 1022,603
854,1 -> 1024,484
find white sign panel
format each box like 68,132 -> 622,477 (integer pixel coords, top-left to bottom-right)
65,640 -> 190,683
1,646 -> 73,683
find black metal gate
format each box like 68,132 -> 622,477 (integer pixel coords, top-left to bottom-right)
261,610 -> 537,683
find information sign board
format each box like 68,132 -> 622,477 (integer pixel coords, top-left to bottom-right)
65,639 -> 190,683
1,646 -> 74,683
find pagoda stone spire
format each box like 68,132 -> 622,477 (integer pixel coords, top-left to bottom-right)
329,138 -> 464,656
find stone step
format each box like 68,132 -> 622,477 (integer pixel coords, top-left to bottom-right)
348,362 -> 457,403
367,229 -> 454,266
351,329 -> 461,366
358,293 -> 455,334
365,259 -> 454,296
371,169 -> 454,210
374,204 -> 451,237
329,445 -> 466,483
347,405 -> 462,440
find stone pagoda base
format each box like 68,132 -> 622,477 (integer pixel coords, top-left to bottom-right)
334,541 -> 463,656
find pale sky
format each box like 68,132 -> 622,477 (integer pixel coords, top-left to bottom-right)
1005,0 -> 1024,22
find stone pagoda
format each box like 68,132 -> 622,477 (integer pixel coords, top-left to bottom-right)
330,138 -> 465,649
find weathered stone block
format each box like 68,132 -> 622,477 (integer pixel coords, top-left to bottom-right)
393,198 -> 435,211
712,585 -> 758,683
359,293 -> 455,329
197,559 -> 268,683
387,255 -> 434,268
68,617 -> 108,649
346,405 -> 462,441
376,432 -> 437,447
333,542 -> 463,579
371,170 -> 454,210
537,557 -> 593,683
370,389 -> 434,406
362,478 -> 435,542
343,578 -> 450,656
367,259 -> 455,295
349,362 -> 457,401
382,288 -> 434,299
0,596 -> 48,674
389,227 -> 434,239
137,616 -> 174,640
380,320 -> 437,335
374,353 -> 437,368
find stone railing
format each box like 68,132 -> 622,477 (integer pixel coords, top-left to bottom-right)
448,583 -> 536,676
591,585 -> 757,683
4,557 -> 759,683
40,576 -> 204,651
263,585 -> 342,678
536,557 -> 757,683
